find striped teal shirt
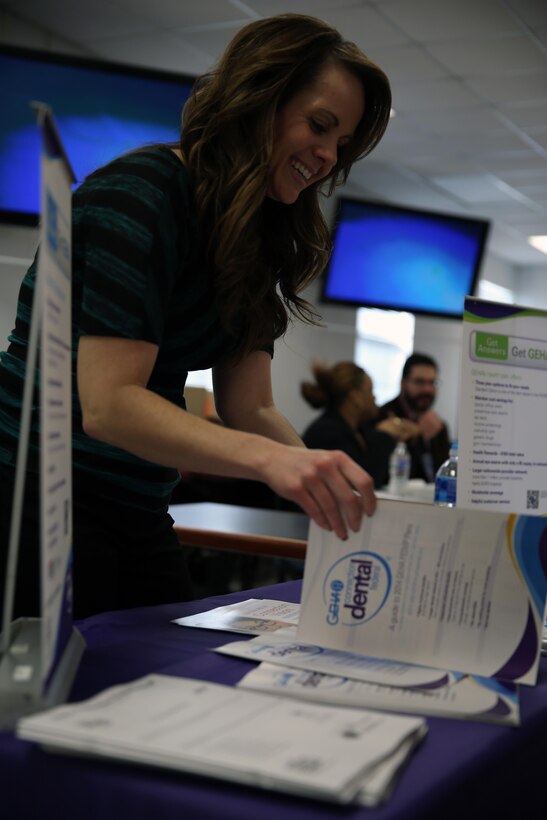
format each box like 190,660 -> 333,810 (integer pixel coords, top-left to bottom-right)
0,146 -> 240,513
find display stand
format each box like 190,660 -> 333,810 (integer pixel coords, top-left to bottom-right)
0,103 -> 84,729
458,296 -> 547,515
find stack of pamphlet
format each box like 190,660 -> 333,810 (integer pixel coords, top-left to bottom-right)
17,673 -> 425,806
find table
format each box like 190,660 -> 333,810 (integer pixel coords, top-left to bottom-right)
1,580 -> 546,820
170,502 -> 309,560
377,480 -> 435,504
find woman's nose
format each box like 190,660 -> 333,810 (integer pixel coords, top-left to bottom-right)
315,139 -> 337,171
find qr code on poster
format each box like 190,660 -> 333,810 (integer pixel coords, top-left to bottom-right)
526,490 -> 539,510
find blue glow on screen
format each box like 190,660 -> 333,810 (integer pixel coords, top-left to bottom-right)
0,52 -> 194,217
323,200 -> 488,318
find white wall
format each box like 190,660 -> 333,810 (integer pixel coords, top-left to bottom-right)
515,266 -> 547,310
272,279 -> 358,436
0,226 -> 38,346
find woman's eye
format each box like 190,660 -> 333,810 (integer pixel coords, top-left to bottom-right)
310,120 -> 327,134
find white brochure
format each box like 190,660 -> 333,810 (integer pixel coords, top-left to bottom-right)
356,725 -> 427,807
215,633 -> 457,688
458,297 -> 547,514
17,673 -> 425,805
238,663 -> 519,727
173,599 -> 300,635
297,499 -> 547,685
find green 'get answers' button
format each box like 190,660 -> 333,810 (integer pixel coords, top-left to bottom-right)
474,331 -> 508,360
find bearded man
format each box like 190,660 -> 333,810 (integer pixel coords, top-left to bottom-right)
377,353 -> 450,483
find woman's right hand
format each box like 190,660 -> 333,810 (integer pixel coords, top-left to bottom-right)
261,445 -> 376,541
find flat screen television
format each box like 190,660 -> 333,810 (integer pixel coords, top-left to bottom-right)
0,45 -> 195,225
321,197 -> 490,319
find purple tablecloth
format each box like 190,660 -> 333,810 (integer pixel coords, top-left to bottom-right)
2,580 -> 546,820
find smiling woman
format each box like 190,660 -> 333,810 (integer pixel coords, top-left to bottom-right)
0,14 -> 391,620
267,62 -> 366,205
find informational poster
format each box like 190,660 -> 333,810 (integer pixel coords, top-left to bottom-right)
297,500 -> 547,685
37,106 -> 75,688
458,297 -> 547,514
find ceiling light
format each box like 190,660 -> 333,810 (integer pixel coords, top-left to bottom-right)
528,235 -> 547,255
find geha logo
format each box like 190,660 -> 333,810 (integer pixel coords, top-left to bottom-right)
322,551 -> 391,626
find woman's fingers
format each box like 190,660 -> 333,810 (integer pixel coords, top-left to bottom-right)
269,448 -> 376,540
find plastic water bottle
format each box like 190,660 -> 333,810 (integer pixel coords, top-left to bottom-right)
388,441 -> 411,496
434,441 -> 458,507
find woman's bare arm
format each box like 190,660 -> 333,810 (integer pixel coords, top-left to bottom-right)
78,338 -> 375,538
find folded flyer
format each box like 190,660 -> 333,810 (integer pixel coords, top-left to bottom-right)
215,633 -> 457,688
172,598 -> 300,635
237,662 -> 519,726
298,499 -> 547,684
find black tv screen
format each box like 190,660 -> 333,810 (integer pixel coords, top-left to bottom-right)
321,197 -> 490,319
0,45 -> 195,225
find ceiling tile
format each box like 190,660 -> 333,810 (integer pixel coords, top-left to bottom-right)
480,153 -> 547,172
521,127 -> 547,151
498,103 -> 547,129
390,77 -> 482,112
4,0 -> 154,43
401,107 -> 508,135
465,72 -> 547,104
380,0 -> 521,40
91,30 -> 213,74
439,131 -> 534,154
168,24 -> 246,61
427,34 -> 547,74
510,182 -> 547,197
367,43 -> 448,82
505,0 -> 547,29
497,168 -> 547,184
244,1 -> 409,47
430,173 -> 525,203
113,0 -> 250,27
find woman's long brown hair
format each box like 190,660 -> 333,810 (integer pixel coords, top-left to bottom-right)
180,14 -> 391,358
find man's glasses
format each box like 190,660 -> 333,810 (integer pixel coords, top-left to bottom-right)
406,378 -> 441,388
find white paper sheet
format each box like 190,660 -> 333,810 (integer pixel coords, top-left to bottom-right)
237,663 -> 519,726
172,599 -> 300,635
297,499 -> 547,684
355,724 -> 428,806
215,634 -> 456,688
17,674 -> 425,804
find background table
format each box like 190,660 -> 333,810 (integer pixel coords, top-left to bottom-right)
1,580 -> 546,820
170,502 -> 308,560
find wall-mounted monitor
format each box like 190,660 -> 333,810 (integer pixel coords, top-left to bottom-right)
0,45 -> 195,225
321,197 -> 490,320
